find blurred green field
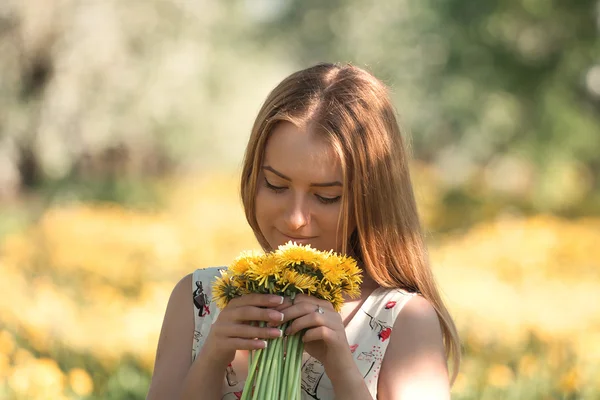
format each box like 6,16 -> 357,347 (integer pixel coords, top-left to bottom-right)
0,173 -> 598,400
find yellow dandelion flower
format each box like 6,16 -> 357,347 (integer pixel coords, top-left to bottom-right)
212,271 -> 242,309
229,250 -> 264,276
275,241 -> 324,267
340,279 -> 361,299
315,282 -> 333,301
340,256 -> 362,280
226,242 -> 361,309
331,300 -> 343,312
339,256 -> 362,298
330,289 -> 345,312
279,269 -> 318,294
318,255 -> 346,286
247,254 -> 283,288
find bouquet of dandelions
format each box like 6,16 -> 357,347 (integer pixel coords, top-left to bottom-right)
213,242 -> 362,400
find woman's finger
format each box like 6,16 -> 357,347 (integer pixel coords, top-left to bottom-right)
222,337 -> 270,351
291,294 -> 335,311
301,326 -> 337,344
226,306 -> 284,324
285,309 -> 341,335
281,300 -> 328,324
213,323 -> 283,340
227,293 -> 284,308
273,298 -> 294,312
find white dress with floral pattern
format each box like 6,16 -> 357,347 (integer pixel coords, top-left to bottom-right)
191,267 -> 417,400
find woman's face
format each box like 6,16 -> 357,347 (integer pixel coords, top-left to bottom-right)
255,121 -> 353,253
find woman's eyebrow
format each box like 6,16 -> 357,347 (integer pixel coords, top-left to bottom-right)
262,165 -> 342,187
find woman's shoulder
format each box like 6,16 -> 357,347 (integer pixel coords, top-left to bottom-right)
388,286 -> 419,298
371,286 -> 418,308
394,294 -> 438,326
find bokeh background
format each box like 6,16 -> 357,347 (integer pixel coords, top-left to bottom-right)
1,0 -> 599,399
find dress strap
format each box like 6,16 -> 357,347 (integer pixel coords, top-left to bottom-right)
191,267 -> 225,362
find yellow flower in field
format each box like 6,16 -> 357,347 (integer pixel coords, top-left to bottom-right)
518,353 -> 538,378
212,271 -> 242,309
275,241 -> 324,267
559,366 -> 580,393
0,330 -> 16,356
0,353 -> 10,377
13,348 -> 34,365
68,368 -> 94,396
548,342 -> 568,369
9,357 -> 65,396
487,364 -> 514,388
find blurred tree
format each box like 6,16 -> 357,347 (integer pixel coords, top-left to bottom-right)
247,0 -> 600,215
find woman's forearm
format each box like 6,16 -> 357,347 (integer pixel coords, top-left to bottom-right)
179,347 -> 227,400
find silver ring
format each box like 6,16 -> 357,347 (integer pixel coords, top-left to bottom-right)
316,305 -> 325,314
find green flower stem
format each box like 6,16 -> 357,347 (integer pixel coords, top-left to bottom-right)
254,323 -> 288,400
274,332 -> 287,400
248,321 -> 257,366
280,328 -> 290,397
265,334 -> 284,399
285,333 -> 301,399
272,336 -> 283,398
265,335 -> 279,399
287,333 -> 304,399
240,347 -> 263,400
240,322 -> 267,400
296,334 -> 304,400
282,335 -> 292,398
255,335 -> 276,399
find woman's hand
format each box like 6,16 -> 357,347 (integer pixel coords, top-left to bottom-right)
200,294 -> 286,368
279,294 -> 352,370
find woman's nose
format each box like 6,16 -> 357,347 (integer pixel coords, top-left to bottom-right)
283,195 -> 310,231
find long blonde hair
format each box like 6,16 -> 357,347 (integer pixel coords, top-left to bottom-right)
240,63 -> 460,382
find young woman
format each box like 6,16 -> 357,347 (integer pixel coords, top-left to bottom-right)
147,63 -> 460,400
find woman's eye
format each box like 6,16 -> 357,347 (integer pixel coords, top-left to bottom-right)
316,194 -> 341,205
264,178 -> 286,193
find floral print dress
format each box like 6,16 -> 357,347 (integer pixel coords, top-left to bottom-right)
191,267 -> 417,400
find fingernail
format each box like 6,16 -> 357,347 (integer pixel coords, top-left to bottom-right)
262,340 -> 268,348
269,310 -> 284,321
270,296 -> 284,304
274,329 -> 283,338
